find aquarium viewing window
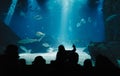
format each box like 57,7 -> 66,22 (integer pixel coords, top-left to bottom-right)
2,0 -> 104,53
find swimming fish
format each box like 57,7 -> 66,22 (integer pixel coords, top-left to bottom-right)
18,32 -> 45,44
18,38 -> 39,44
19,46 -> 32,53
34,15 -> 42,20
36,31 -> 45,37
76,22 -> 81,28
42,43 -> 50,48
76,18 -> 86,28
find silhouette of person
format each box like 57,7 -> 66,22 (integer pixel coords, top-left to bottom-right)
83,59 -> 93,69
83,59 -> 94,76
66,44 -> 79,65
31,56 -> 46,75
55,44 -> 79,65
3,44 -> 19,66
32,56 -> 46,66
0,44 -> 19,75
55,44 -> 66,65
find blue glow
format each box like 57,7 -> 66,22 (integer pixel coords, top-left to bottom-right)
59,0 -> 72,45
7,0 -> 105,49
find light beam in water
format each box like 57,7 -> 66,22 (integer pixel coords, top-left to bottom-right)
59,0 -> 73,46
4,0 -> 18,25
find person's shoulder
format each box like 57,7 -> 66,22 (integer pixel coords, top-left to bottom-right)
74,52 -> 79,56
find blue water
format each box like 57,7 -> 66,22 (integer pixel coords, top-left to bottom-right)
5,0 -> 105,48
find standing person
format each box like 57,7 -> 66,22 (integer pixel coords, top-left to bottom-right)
55,45 -> 66,65
66,44 -> 79,65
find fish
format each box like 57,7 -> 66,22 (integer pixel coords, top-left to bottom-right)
76,22 -> 81,28
19,46 -> 32,53
18,32 -> 45,44
76,18 -> 86,28
36,31 -> 45,37
81,18 -> 86,24
47,47 -> 54,53
34,15 -> 42,20
18,38 -> 39,44
42,43 -> 50,47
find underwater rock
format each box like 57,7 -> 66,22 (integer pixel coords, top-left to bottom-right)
0,21 -> 20,54
0,0 -> 12,20
88,41 -> 120,67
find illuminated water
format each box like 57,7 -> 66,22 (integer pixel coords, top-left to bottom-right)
19,47 -> 91,65
3,0 -> 104,53
1,0 -> 120,68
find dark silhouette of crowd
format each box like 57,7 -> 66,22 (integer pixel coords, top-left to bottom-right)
0,44 -> 120,76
